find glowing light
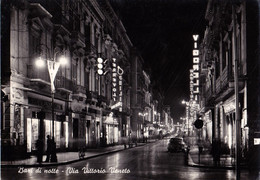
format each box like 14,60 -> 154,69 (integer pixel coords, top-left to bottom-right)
97,69 -> 103,75
228,124 -> 232,149
97,57 -> 104,75
58,55 -> 67,65
35,57 -> 45,67
97,57 -> 103,63
97,63 -> 103,69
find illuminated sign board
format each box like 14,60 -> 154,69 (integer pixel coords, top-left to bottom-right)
112,58 -> 117,101
111,58 -> 124,112
190,69 -> 194,100
191,35 -> 199,101
117,66 -> 124,112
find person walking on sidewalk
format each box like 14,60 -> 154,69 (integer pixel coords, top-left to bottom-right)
212,140 -> 220,166
45,135 -> 51,162
36,138 -> 43,163
50,137 -> 57,162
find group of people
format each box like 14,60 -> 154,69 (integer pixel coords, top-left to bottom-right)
36,135 -> 57,163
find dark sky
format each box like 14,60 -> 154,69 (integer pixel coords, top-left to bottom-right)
109,0 -> 208,122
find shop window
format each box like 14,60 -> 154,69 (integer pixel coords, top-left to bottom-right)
27,118 -> 39,152
64,122 -> 69,148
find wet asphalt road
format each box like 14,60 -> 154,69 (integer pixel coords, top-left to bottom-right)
1,138 -> 259,180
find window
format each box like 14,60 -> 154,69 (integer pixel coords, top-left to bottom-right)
84,70 -> 89,90
215,56 -> 220,78
72,59 -> 77,85
222,44 -> 227,70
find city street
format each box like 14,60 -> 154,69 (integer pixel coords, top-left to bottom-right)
1,138 -> 257,180
1,1 -> 260,180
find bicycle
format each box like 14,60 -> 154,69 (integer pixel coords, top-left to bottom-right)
78,147 -> 86,159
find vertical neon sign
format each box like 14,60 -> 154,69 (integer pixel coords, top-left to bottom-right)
192,35 -> 199,102
112,58 -> 117,102
117,66 -> 124,112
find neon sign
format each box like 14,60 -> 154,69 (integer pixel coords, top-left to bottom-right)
111,58 -> 124,112
192,35 -> 199,101
112,58 -> 117,101
118,66 -> 124,112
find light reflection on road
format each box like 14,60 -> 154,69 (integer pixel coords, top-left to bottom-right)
1,139 -> 259,180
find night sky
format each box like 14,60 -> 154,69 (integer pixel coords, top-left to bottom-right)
109,0 -> 208,122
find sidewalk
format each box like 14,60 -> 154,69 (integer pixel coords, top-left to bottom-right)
1,140 -> 157,168
187,145 -> 244,169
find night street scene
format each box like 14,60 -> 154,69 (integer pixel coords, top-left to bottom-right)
1,0 -> 260,180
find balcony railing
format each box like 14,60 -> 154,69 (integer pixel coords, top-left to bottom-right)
85,43 -> 97,55
73,84 -> 86,94
216,77 -> 221,94
27,64 -> 49,82
205,86 -> 213,101
71,31 -> 85,45
221,67 -> 228,89
86,91 -> 98,103
97,95 -> 108,103
216,67 -> 230,95
55,76 -> 73,91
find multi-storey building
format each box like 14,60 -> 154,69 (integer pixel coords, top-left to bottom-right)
130,49 -> 145,141
142,70 -> 152,139
98,0 -> 133,144
199,0 -> 260,166
1,0 -> 133,160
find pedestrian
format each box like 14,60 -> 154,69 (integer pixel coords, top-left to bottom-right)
36,138 -> 43,163
212,140 -> 220,166
45,135 -> 51,162
50,137 -> 57,162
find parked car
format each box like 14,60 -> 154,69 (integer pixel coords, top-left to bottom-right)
167,137 -> 187,153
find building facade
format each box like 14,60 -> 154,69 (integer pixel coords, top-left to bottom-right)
1,0 -> 134,159
199,0 -> 260,167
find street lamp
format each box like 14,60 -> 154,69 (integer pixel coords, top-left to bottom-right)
139,112 -> 148,143
181,100 -> 191,136
35,50 -> 67,162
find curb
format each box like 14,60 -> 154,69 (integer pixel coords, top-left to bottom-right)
1,140 -> 158,168
187,153 -> 248,170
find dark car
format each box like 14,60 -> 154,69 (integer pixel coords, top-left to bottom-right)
167,137 -> 186,153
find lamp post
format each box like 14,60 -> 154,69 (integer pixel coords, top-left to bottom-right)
232,5 -> 241,180
182,100 -> 190,136
139,112 -> 148,143
36,51 -> 67,162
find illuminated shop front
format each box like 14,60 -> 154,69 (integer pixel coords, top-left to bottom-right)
26,117 -> 69,153
26,92 -> 69,152
204,110 -> 213,143
222,93 -> 248,157
84,108 -> 102,147
103,113 -> 119,145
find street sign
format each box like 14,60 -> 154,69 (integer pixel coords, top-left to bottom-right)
194,119 -> 203,129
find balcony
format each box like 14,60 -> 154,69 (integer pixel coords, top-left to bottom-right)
85,43 -> 97,57
221,67 -> 229,89
27,64 -> 49,82
216,77 -> 221,94
205,86 -> 213,100
97,95 -> 109,107
71,31 -> 85,45
86,91 -> 98,104
55,76 -> 73,92
27,64 -> 51,92
73,85 -> 86,94
216,67 -> 230,95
